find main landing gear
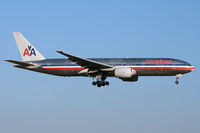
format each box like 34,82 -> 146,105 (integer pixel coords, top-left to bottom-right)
92,76 -> 109,87
175,74 -> 182,84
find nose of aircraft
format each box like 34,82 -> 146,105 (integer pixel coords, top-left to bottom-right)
191,66 -> 195,71
188,63 -> 195,72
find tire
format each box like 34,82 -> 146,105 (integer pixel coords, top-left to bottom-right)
97,84 -> 101,87
175,81 -> 179,84
92,81 -> 97,86
105,81 -> 109,86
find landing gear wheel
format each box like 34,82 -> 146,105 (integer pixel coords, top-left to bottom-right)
92,81 -> 97,86
92,76 -> 109,87
105,81 -> 109,86
175,74 -> 182,85
101,82 -> 105,86
97,84 -> 101,87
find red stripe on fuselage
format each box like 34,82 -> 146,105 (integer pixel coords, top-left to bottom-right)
43,66 -> 195,70
130,67 -> 195,70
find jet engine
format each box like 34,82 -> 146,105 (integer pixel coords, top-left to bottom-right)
114,67 -> 136,78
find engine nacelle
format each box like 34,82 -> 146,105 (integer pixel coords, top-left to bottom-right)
114,67 -> 136,78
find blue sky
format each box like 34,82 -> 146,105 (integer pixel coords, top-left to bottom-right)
0,0 -> 200,133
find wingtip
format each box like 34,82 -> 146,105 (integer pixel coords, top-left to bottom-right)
56,50 -> 63,53
4,59 -> 10,62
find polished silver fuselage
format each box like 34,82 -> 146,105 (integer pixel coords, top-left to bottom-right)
16,58 -> 194,77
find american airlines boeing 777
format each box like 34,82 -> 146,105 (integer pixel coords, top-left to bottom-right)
5,32 -> 195,87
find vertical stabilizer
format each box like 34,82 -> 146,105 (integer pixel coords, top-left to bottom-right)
13,32 -> 45,61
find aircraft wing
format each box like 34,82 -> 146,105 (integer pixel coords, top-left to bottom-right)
5,59 -> 34,66
56,51 -> 113,70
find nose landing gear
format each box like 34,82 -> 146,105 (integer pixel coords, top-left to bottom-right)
175,74 -> 182,84
92,76 -> 109,87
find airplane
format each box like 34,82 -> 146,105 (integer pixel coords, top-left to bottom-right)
5,32 -> 195,87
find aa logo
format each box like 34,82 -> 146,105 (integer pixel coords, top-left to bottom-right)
23,45 -> 36,56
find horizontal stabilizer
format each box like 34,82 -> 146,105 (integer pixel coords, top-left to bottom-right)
4,60 -> 34,66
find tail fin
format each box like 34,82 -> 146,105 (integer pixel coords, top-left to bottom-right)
13,32 -> 45,61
